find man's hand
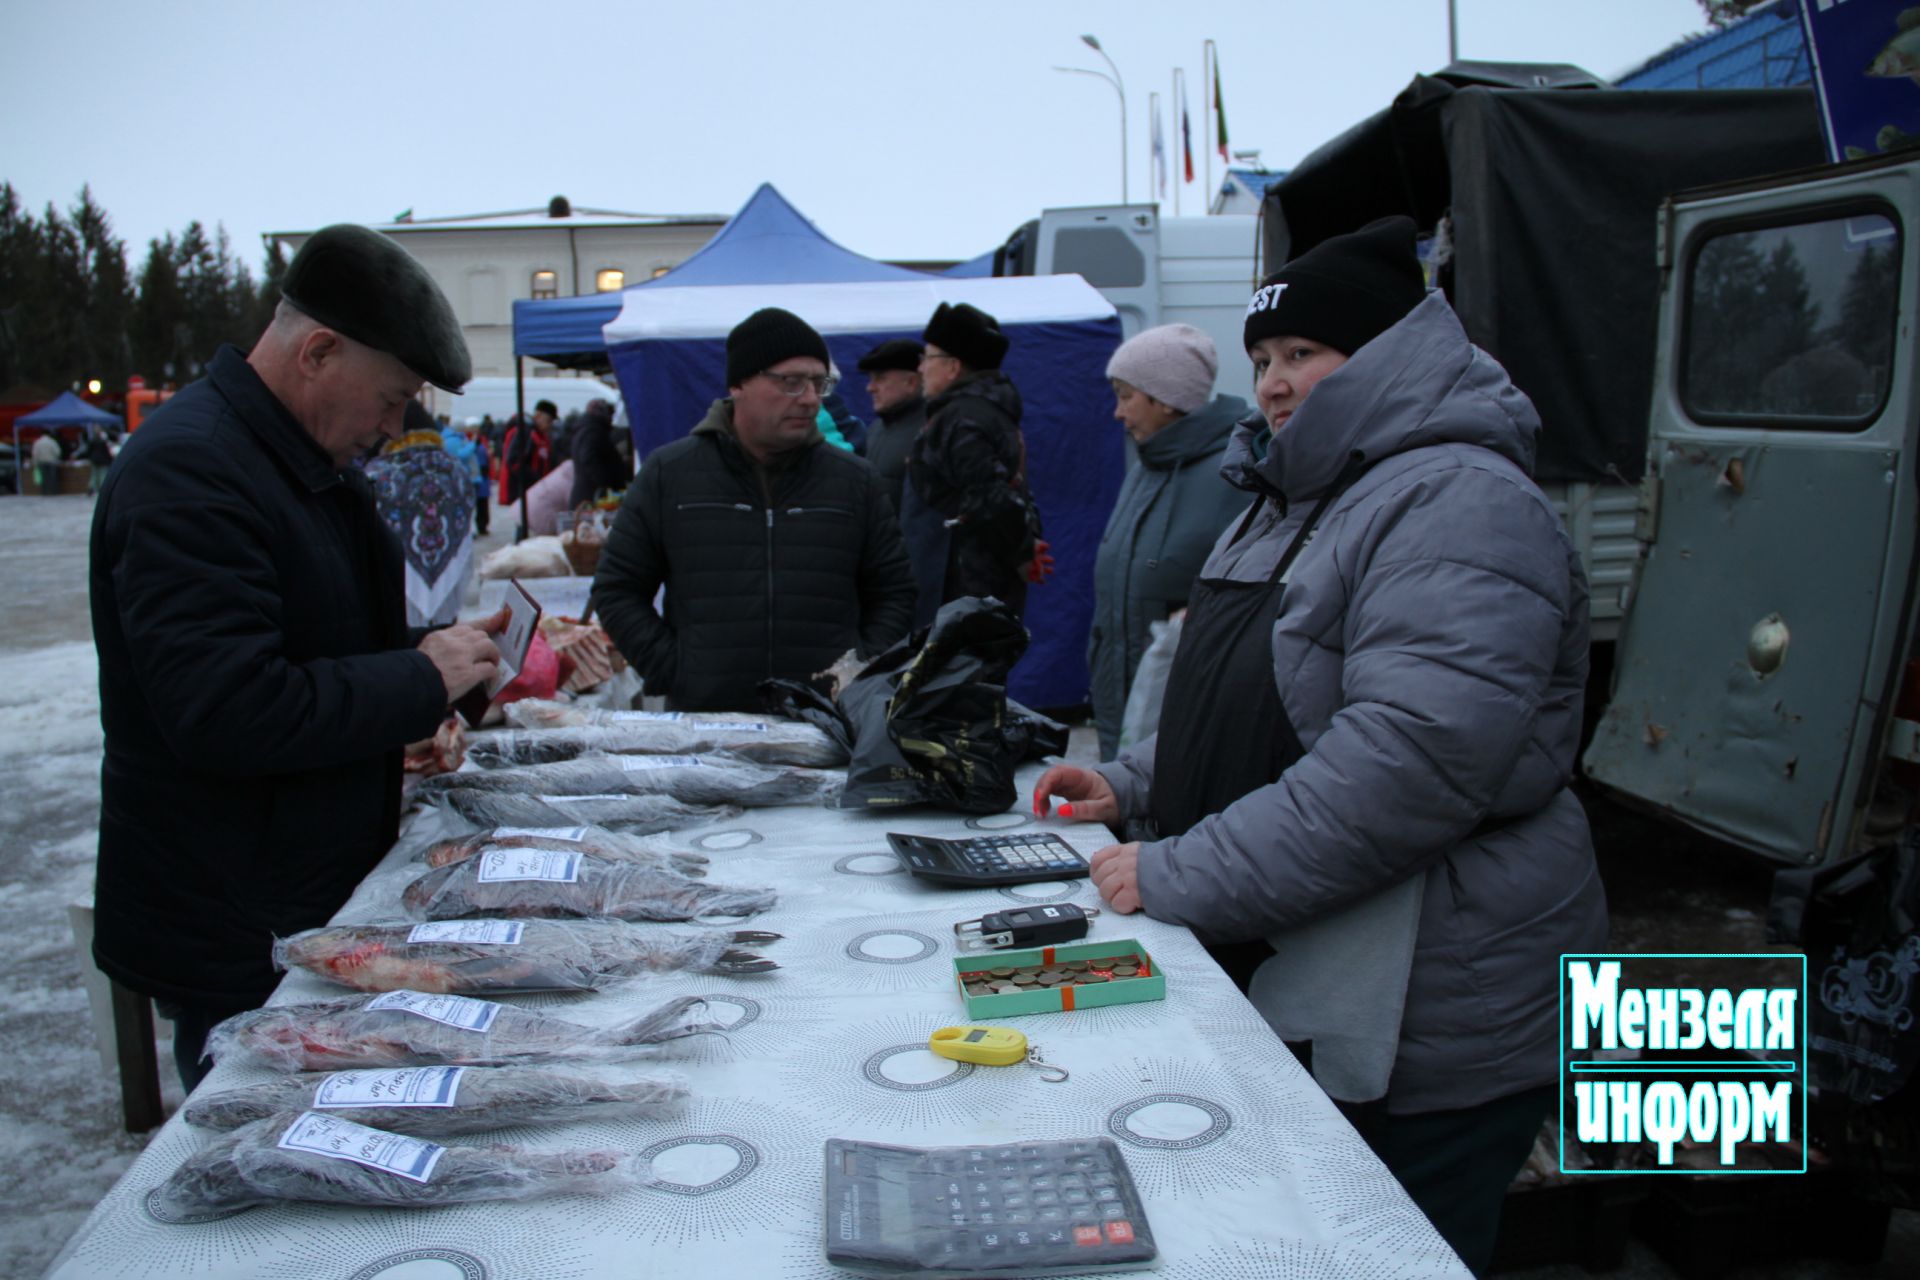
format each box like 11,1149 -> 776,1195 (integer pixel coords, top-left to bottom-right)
418,624 -> 501,703
1032,764 -> 1119,825
1089,842 -> 1142,914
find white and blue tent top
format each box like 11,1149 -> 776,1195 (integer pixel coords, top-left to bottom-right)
598,235 -> 1126,710
513,184 -> 925,366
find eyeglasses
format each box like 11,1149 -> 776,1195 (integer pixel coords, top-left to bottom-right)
756,372 -> 836,397
918,351 -> 959,367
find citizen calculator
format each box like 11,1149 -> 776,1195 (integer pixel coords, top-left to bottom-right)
885,832 -> 1090,887
823,1137 -> 1156,1275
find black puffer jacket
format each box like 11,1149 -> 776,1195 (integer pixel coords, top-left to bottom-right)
908,371 -> 1040,613
592,399 -> 917,711
569,404 -> 630,508
89,346 -> 450,1007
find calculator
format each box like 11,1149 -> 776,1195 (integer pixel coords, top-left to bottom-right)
885,832 -> 1090,887
823,1137 -> 1156,1275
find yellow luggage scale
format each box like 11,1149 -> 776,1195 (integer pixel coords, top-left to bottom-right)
927,1026 -> 1068,1081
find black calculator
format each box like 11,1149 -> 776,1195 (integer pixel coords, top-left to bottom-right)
885,832 -> 1090,887
823,1137 -> 1157,1275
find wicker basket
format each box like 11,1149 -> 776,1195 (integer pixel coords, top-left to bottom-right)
560,504 -> 608,576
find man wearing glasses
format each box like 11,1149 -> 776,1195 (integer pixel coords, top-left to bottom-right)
592,307 -> 917,711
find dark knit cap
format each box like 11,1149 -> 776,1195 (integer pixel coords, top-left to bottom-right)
726,308 -> 830,387
1243,215 -> 1427,358
533,399 -> 559,418
281,224 -> 472,391
857,338 -> 924,374
924,302 -> 1008,370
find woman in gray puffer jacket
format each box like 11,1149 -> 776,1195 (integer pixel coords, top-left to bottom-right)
1090,324 -> 1252,761
1036,217 -> 1608,1276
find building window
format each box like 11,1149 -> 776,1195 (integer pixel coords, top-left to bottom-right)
651,265 -> 673,279
531,269 -> 558,300
595,268 -> 626,292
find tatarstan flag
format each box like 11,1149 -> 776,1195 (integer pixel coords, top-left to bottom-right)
1213,48 -> 1229,160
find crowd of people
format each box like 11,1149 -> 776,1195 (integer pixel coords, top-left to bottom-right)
86,215 -> 1604,1277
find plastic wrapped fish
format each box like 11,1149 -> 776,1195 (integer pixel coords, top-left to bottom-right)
422,824 -> 709,876
276,920 -> 780,994
183,1063 -> 689,1135
207,992 -> 718,1073
148,1112 -> 645,1221
506,700 -> 767,730
418,753 -> 841,808
437,789 -> 738,833
401,853 -> 775,924
468,720 -> 847,769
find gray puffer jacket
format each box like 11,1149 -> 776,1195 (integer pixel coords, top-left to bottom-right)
1094,293 -> 1608,1114
1089,393 -> 1252,761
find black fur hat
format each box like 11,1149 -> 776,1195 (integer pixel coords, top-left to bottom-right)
923,302 -> 1008,370
281,224 -> 472,391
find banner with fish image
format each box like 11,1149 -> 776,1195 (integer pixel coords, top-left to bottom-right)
1802,0 -> 1920,162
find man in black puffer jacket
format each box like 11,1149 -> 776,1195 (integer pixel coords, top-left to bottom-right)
592,308 -> 916,711
904,302 -> 1042,624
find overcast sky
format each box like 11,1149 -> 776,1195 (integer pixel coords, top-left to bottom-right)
3,0 -> 1713,270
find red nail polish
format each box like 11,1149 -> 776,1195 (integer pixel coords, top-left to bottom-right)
1060,803 -> 1075,818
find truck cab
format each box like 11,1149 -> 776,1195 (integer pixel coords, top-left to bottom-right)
1584,151 -> 1912,867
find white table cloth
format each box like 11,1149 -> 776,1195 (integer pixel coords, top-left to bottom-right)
51,762 -> 1468,1279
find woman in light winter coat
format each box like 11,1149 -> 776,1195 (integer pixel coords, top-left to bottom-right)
1036,216 -> 1608,1276
1091,323 -> 1251,760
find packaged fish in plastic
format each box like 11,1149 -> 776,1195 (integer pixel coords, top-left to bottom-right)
401,852 -> 776,924
437,789 -> 739,833
182,1063 -> 689,1135
506,700 -> 767,730
468,719 -> 848,769
276,920 -> 781,994
418,752 -> 842,809
147,1111 -> 647,1222
422,823 -> 709,875
206,991 -> 719,1073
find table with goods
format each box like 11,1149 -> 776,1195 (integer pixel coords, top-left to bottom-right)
50,700 -> 1468,1280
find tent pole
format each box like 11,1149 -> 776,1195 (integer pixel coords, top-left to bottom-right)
515,357 -> 529,544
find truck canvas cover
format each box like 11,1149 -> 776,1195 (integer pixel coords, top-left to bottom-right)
1262,74 -> 1825,483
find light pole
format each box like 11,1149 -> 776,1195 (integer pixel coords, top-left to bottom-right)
1053,33 -> 1128,204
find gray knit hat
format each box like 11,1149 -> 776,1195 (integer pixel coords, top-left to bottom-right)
1105,323 -> 1217,414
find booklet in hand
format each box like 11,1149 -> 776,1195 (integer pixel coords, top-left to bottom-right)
454,579 -> 542,727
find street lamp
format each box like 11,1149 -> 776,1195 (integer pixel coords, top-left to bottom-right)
1052,33 -> 1128,204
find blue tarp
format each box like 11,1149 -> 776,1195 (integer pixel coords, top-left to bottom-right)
514,185 -> 927,363
942,250 -> 997,278
18,390 -> 121,428
602,271 -> 1124,712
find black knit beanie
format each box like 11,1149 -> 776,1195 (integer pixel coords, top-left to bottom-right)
924,302 -> 1008,370
726,308 -> 831,387
1243,215 -> 1427,357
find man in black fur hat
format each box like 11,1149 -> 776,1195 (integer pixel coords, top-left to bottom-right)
89,224 -> 505,1089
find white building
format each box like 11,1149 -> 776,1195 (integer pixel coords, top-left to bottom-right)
268,197 -> 727,379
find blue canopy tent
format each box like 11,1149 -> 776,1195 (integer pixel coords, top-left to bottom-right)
512,184 -> 927,368
601,267 -> 1124,712
19,391 -> 121,428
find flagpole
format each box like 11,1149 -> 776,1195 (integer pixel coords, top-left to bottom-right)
1172,67 -> 1183,216
1148,90 -> 1162,208
1203,39 -> 1216,215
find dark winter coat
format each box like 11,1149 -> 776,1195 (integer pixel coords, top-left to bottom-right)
908,371 -> 1039,614
592,399 -> 917,711
89,346 -> 449,1008
863,395 -> 926,516
1089,393 -> 1251,760
1093,294 -> 1608,1114
568,407 -> 630,508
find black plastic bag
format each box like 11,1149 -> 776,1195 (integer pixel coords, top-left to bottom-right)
812,597 -> 1067,814
1769,836 -> 1920,1105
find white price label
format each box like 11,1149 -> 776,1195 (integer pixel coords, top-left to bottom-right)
491,826 -> 590,842
609,710 -> 683,722
278,1111 -> 447,1183
365,990 -> 501,1033
617,755 -> 704,772
313,1066 -> 467,1109
475,849 -> 581,883
407,921 -> 525,945
546,794 -> 626,803
688,721 -> 769,732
